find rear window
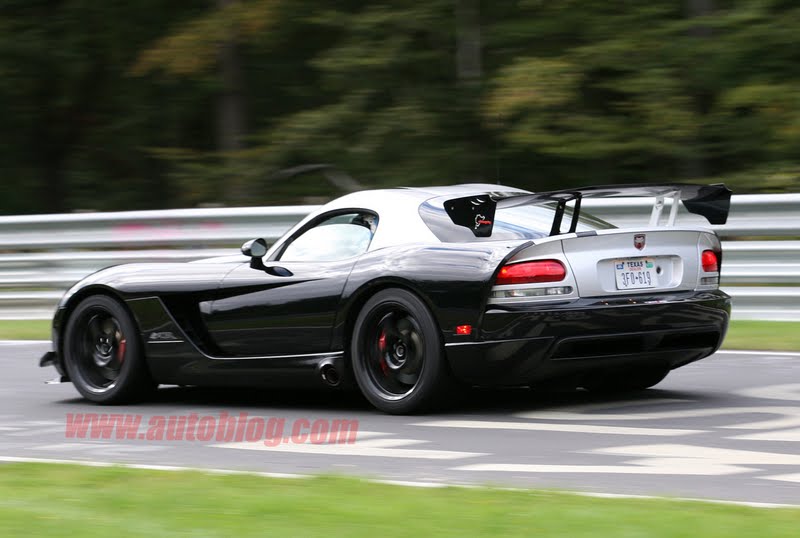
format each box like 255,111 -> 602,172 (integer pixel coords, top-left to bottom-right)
419,199 -> 615,243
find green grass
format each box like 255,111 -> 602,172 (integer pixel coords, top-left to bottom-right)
0,463 -> 797,537
722,320 -> 800,352
2,319 -> 800,352
0,319 -> 50,340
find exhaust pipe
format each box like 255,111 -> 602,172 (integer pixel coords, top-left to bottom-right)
319,360 -> 341,387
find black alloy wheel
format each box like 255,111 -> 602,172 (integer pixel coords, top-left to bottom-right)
63,295 -> 155,403
351,288 -> 453,414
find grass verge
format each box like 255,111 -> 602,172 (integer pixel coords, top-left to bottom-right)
1,319 -> 800,352
721,320 -> 800,352
0,319 -> 50,340
0,463 -> 798,537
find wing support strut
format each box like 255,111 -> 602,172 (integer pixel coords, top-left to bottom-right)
444,183 -> 732,238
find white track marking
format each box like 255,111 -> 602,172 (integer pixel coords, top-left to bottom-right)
511,398 -> 691,418
572,491 -> 795,509
454,461 -> 749,476
0,340 -> 51,346
762,473 -> 800,484
714,350 -> 800,358
730,428 -> 800,442
517,406 -> 800,431
341,430 -> 388,440
29,442 -> 164,455
377,479 -> 447,488
411,420 -> 703,437
520,398 -> 690,415
736,383 -> 800,402
215,436 -> 486,460
592,444 -> 800,466
457,443 -> 800,477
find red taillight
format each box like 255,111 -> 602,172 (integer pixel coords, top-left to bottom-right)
496,260 -> 566,285
702,250 -> 719,273
455,325 -> 472,335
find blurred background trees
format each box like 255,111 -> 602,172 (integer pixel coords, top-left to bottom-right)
1,0 -> 799,214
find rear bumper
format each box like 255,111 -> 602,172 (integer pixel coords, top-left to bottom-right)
445,289 -> 730,385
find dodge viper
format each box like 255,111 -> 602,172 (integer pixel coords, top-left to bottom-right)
40,183 -> 732,414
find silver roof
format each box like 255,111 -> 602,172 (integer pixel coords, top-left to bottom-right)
265,184 -> 531,256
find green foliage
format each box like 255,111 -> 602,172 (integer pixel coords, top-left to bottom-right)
132,0 -> 278,77
2,0 -> 800,213
0,1 -> 212,212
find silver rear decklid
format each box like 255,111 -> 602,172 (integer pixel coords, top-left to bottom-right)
491,228 -> 721,303
559,229 -> 702,297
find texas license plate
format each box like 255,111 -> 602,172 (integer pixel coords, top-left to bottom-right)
614,258 -> 656,290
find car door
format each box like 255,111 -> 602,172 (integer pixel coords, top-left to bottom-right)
204,210 -> 377,357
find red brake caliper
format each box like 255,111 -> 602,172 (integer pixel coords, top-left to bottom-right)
378,331 -> 388,375
117,339 -> 127,364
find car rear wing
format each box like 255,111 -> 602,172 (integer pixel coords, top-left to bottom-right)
444,183 -> 732,238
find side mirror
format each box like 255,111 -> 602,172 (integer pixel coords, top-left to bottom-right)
241,238 -> 268,270
241,238 -> 268,258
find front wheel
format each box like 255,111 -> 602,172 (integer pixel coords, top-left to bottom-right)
63,294 -> 155,404
350,289 -> 453,414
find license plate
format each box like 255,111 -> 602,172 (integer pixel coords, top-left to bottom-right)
614,258 -> 656,290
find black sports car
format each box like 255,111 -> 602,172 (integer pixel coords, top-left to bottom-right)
40,183 -> 732,414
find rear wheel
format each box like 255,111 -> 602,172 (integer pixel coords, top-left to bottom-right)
351,289 -> 452,414
63,295 -> 155,403
582,366 -> 669,393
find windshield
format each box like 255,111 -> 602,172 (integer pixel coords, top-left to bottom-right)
419,199 -> 615,242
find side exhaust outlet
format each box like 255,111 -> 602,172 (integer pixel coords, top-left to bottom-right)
319,361 -> 341,387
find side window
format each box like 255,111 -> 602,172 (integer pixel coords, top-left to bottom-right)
278,212 -> 378,262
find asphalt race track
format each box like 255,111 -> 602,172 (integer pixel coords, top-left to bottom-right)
1,342 -> 799,506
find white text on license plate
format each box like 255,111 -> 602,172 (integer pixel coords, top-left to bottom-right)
614,258 -> 656,290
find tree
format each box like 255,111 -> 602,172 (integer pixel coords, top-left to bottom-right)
3,0 -> 800,215
483,0 -> 800,192
0,1 -> 215,213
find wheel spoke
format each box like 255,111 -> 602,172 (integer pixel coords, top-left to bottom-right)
72,309 -> 125,390
404,330 -> 423,370
395,371 -> 420,385
396,316 -> 413,336
378,312 -> 403,341
87,316 -> 103,341
101,318 -> 115,336
101,365 -> 119,381
364,306 -> 426,398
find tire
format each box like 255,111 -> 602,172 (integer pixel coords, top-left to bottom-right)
63,294 -> 156,404
582,366 -> 669,393
350,288 -> 453,414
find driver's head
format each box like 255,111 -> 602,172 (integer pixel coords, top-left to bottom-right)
352,214 -> 377,233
